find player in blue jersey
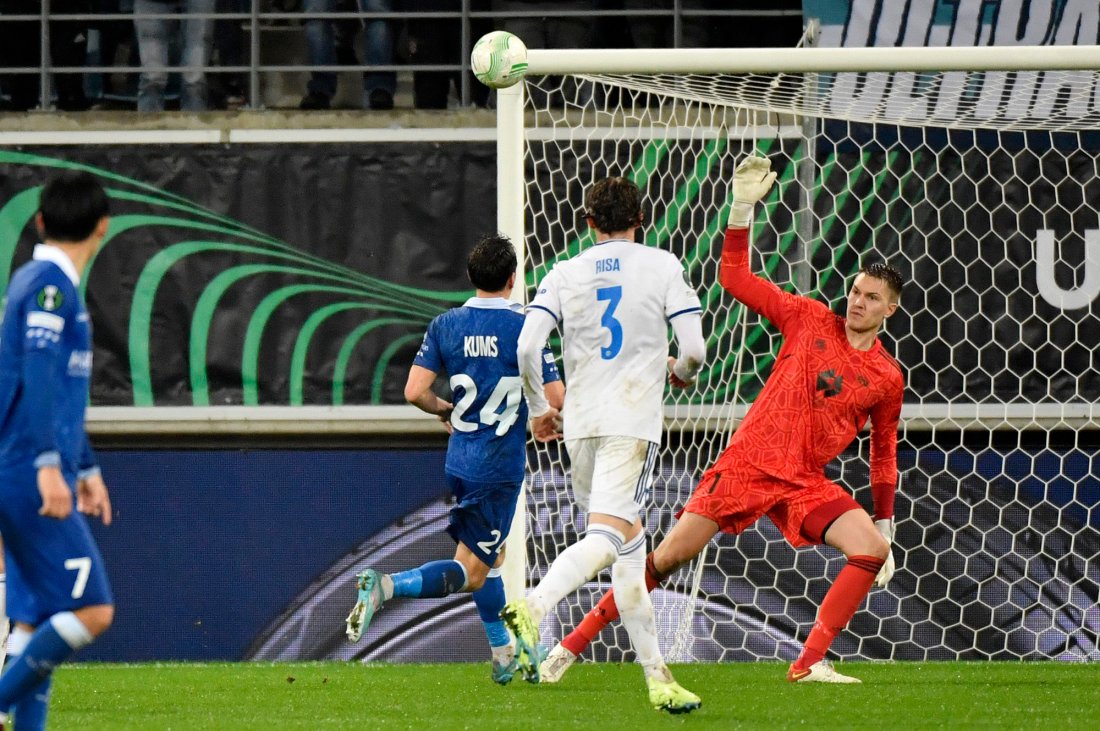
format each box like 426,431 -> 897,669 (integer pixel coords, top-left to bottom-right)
344,234 -> 564,683
0,171 -> 115,731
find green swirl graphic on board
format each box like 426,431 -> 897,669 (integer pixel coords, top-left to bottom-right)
0,150 -> 466,406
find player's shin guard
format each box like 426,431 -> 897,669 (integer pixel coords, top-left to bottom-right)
472,568 -> 510,650
795,555 -> 884,670
0,613 -> 92,711
561,550 -> 668,656
528,526 -> 621,621
391,560 -> 468,599
611,533 -> 664,673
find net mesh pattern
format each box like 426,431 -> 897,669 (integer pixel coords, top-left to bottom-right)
518,70 -> 1100,663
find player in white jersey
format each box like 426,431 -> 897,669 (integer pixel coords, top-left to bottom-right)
501,177 -> 706,714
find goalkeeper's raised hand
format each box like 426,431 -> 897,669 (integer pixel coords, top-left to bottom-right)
727,156 -> 777,228
874,517 -> 896,588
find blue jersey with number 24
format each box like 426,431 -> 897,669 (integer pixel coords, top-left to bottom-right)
414,297 -> 560,483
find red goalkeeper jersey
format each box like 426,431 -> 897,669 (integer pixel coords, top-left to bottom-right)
714,228 -> 904,519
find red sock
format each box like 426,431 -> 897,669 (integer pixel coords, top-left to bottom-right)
560,552 -> 668,656
795,554 -> 884,670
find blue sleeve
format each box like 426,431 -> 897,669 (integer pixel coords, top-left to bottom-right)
20,286 -> 69,468
540,347 -> 561,384
412,317 -> 443,373
79,433 -> 100,478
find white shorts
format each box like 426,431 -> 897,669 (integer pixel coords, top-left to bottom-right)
565,436 -> 658,523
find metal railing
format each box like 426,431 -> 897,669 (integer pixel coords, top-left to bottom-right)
0,1 -> 802,111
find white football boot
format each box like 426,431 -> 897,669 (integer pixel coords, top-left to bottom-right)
538,643 -> 577,684
787,659 -> 861,684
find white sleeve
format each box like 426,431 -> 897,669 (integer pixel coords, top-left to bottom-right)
670,312 -> 705,383
518,307 -> 558,417
664,258 -> 703,321
527,267 -> 563,322
664,258 -> 704,382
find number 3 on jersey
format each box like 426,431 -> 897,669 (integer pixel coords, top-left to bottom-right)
449,374 -> 522,435
596,285 -> 623,360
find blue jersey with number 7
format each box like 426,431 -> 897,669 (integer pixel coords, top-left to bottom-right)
414,297 -> 561,483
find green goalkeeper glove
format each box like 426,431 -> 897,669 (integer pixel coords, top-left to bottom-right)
727,155 -> 777,228
874,517 -> 896,588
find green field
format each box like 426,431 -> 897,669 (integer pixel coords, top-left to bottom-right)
50,661 -> 1098,730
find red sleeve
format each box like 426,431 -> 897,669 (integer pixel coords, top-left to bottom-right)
719,227 -> 808,334
868,377 -> 903,520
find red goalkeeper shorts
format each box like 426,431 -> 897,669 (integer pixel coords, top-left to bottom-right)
678,451 -> 860,547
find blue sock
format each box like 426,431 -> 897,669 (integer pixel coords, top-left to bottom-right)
390,560 -> 467,599
0,613 -> 90,711
11,675 -> 51,731
472,570 -> 510,648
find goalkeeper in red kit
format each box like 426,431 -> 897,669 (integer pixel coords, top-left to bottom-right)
539,156 -> 905,685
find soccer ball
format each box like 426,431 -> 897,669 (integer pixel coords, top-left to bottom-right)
471,31 -> 529,89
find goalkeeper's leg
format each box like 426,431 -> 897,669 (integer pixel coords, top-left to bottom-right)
789,508 -> 889,683
558,552 -> 667,657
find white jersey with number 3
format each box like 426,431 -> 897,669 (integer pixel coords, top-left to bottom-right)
528,239 -> 702,442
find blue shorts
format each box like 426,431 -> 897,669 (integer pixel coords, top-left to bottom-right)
444,473 -> 522,568
0,468 -> 114,625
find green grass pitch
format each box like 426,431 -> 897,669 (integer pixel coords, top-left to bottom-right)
52,661 -> 1098,730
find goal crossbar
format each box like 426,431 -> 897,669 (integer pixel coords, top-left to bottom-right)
527,44 -> 1100,75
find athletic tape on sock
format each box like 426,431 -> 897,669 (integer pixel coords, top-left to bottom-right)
49,612 -> 93,650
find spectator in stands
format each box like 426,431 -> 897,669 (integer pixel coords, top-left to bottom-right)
401,0 -> 489,109
619,0 -> 709,49
133,0 -> 215,112
489,0 -> 593,51
213,0 -> 247,108
299,0 -> 396,111
490,0 -> 593,106
0,0 -> 92,111
86,0 -> 140,109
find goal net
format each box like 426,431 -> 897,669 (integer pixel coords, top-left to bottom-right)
504,46 -> 1100,663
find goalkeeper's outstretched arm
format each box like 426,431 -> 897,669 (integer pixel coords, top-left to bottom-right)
717,156 -> 810,332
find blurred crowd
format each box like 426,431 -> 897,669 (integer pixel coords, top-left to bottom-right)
0,1 -> 802,113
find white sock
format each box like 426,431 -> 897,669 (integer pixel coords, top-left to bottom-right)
612,532 -> 667,677
528,526 -> 622,623
51,611 -> 94,650
0,571 -> 7,666
491,643 -> 514,664
7,626 -> 32,657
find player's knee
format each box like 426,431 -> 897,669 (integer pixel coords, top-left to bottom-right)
866,533 -> 891,561
463,561 -> 491,592
586,526 -> 625,564
75,604 -> 115,636
465,572 -> 487,591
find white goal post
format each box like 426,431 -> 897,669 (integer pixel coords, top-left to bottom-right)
499,43 -> 1100,662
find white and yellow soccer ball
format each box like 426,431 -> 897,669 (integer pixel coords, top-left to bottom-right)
471,31 -> 529,89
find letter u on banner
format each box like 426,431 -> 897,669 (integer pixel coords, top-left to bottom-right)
1035,229 -> 1100,310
